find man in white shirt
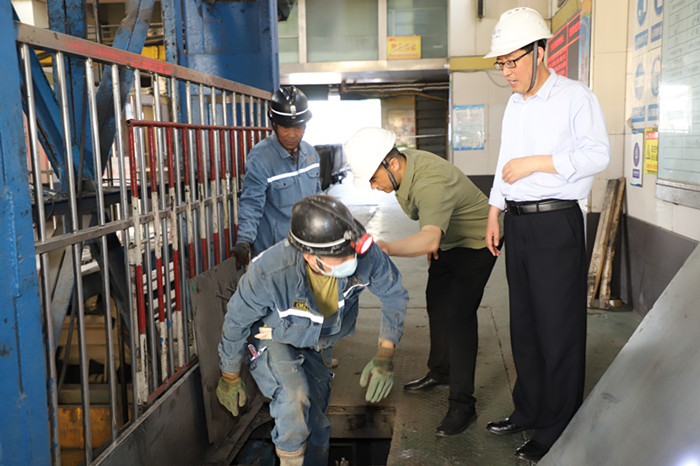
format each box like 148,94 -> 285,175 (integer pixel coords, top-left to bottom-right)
482,7 -> 610,463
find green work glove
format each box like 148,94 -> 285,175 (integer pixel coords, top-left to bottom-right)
216,372 -> 247,416
359,346 -> 395,403
231,241 -> 251,269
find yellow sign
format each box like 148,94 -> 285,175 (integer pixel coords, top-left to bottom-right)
387,36 -> 421,60
644,128 -> 658,174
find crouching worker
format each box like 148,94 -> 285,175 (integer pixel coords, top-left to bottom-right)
217,194 -> 408,466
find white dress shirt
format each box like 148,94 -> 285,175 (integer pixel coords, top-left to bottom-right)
489,70 -> 610,211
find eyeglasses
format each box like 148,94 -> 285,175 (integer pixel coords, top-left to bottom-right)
494,49 -> 532,71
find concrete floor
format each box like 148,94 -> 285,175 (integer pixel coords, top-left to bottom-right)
325,179 -> 642,466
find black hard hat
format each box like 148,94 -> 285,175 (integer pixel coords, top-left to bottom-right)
268,86 -> 312,127
288,195 -> 373,257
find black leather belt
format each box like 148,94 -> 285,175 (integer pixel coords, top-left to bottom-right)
505,199 -> 578,216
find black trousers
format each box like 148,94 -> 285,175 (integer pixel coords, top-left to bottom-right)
425,245 -> 498,409
504,205 -> 587,447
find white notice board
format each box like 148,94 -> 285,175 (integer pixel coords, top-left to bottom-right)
657,0 -> 700,207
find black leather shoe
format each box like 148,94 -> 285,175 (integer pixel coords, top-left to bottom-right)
435,405 -> 476,437
404,374 -> 447,391
486,418 -> 527,435
515,439 -> 549,462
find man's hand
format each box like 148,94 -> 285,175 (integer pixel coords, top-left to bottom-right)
231,242 -> 251,269
359,346 -> 395,403
216,372 -> 247,416
485,206 -> 502,257
502,155 -> 556,184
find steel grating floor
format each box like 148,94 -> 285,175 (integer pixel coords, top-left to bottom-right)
325,179 -> 641,466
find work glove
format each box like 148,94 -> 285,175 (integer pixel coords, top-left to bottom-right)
231,241 -> 251,269
359,346 -> 395,403
216,372 -> 247,416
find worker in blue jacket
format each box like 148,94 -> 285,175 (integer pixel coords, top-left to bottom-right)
217,194 -> 408,466
231,86 -> 321,265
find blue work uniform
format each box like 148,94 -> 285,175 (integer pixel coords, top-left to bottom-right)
237,134 -> 321,254
219,240 -> 408,464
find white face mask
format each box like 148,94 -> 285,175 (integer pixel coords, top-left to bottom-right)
316,255 -> 358,278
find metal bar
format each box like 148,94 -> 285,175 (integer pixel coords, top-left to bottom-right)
133,73 -> 159,388
209,126 -> 221,265
195,128 -> 209,271
171,78 -> 190,365
165,127 -> 185,369
182,125 -> 196,279
21,42 -> 68,184
153,75 -> 175,379
22,42 -> 61,466
111,63 -> 138,424
33,203 -> 209,256
221,91 -> 231,258
126,120 -> 149,406
56,50 -> 93,463
208,126 -> 221,266
16,23 -> 271,99
146,126 -> 168,382
231,93 -> 241,241
127,120 -> 269,132
198,84 -> 211,271
185,82 -> 200,275
210,86 -> 222,265
86,57 -> 119,441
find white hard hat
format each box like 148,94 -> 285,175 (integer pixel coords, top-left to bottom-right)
344,127 -> 396,188
484,7 -> 552,59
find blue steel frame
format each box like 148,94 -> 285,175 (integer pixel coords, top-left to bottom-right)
181,0 -> 280,93
0,4 -> 52,465
17,0 -> 156,187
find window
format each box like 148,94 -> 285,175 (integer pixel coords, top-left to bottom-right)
278,0 -> 300,63
387,0 -> 447,59
306,0 -> 378,62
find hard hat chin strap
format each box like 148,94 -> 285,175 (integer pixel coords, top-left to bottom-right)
381,159 -> 399,191
528,44 -> 539,93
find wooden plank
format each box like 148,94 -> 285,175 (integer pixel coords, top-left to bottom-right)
599,178 -> 626,307
587,179 -> 618,307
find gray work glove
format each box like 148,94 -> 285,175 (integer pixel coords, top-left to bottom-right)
231,241 -> 251,269
359,346 -> 395,403
216,372 -> 247,416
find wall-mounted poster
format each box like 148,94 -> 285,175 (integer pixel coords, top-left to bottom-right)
452,105 -> 485,151
387,109 -> 416,149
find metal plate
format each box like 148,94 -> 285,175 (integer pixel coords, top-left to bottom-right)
190,257 -> 246,444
